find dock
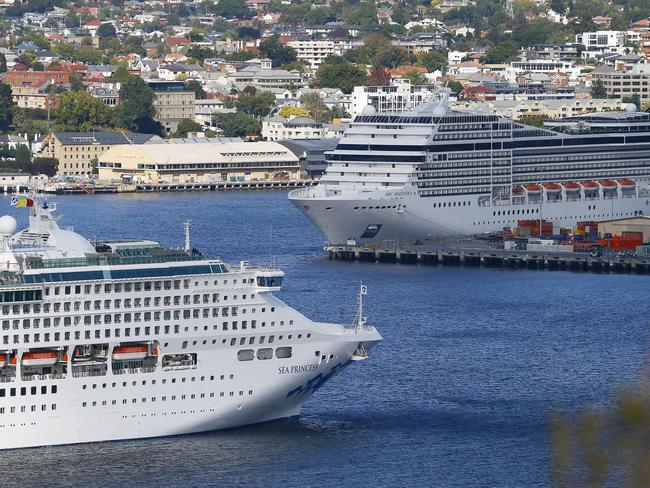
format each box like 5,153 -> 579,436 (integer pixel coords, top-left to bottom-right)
326,243 -> 650,274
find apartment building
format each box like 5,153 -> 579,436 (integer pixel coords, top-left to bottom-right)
351,80 -> 439,116
287,39 -> 361,69
147,80 -> 196,134
592,64 -> 650,106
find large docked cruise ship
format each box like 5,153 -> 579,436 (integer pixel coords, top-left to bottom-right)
289,92 -> 650,244
0,196 -> 381,449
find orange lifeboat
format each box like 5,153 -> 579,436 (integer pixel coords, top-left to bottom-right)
0,354 -> 6,368
523,184 -> 542,193
579,181 -> 598,189
513,185 -> 524,194
543,183 -> 562,192
617,178 -> 636,189
112,345 -> 157,361
600,180 -> 617,188
562,182 -> 580,190
22,351 -> 58,367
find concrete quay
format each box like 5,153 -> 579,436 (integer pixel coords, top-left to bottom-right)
326,244 -> 650,274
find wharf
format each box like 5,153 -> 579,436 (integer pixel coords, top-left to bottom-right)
23,179 -> 315,195
326,243 -> 650,274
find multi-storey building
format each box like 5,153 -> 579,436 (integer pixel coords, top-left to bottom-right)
147,81 -> 196,134
286,40 -> 361,70
351,80 -> 439,116
592,64 -> 650,106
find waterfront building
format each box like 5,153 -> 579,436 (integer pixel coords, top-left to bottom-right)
147,80 -> 196,134
42,131 -> 162,177
97,141 -> 300,184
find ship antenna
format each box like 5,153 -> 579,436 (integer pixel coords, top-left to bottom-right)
183,220 -> 191,253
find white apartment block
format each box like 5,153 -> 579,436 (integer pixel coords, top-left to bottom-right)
510,59 -> 581,81
575,30 -> 633,58
351,80 -> 439,116
287,40 -> 362,69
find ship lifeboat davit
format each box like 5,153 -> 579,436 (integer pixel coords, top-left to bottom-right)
562,182 -> 580,191
22,351 -> 58,367
599,180 -> 617,189
112,345 -> 157,361
523,184 -> 542,193
617,178 -> 636,189
543,183 -> 562,192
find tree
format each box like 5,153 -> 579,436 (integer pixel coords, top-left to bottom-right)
186,80 -> 206,100
15,145 -> 31,168
235,91 -> 276,118
591,79 -> 607,99
111,65 -> 131,83
369,69 -> 391,86
0,53 -> 6,73
173,118 -> 203,137
301,93 -> 331,123
316,58 -> 368,94
116,77 -> 162,135
519,115 -> 548,127
480,41 -> 519,64
258,36 -> 297,68
213,112 -> 260,138
97,23 -> 117,39
213,0 -> 251,19
446,80 -> 464,95
622,94 -> 641,109
404,70 -> 428,85
416,51 -> 448,73
64,10 -> 79,28
187,46 -> 215,63
55,91 -> 114,131
278,106 -> 309,118
0,83 -> 16,132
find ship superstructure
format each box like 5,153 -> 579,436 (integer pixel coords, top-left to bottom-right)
0,196 -> 381,449
289,91 -> 650,243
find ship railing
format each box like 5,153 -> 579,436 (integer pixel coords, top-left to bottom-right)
162,363 -> 198,371
72,369 -> 108,378
21,373 -> 66,381
113,366 -> 156,375
0,375 -> 15,383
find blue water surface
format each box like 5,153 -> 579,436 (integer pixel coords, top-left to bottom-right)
0,191 -> 646,488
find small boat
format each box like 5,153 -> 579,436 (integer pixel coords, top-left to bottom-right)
112,345 -> 157,361
617,178 -> 636,189
599,180 -> 617,188
579,181 -> 598,189
0,354 -> 6,368
523,184 -> 542,193
22,351 -> 58,367
543,183 -> 562,192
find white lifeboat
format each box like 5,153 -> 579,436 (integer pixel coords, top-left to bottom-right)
112,345 -> 156,361
22,351 -> 59,367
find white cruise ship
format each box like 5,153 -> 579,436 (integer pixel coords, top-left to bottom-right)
289,91 -> 650,244
0,195 -> 381,449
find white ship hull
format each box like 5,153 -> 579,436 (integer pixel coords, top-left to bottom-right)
290,186 -> 650,243
0,322 -> 380,450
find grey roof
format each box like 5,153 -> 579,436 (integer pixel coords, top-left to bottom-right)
54,131 -> 158,145
284,116 -> 319,127
87,65 -> 118,73
278,138 -> 339,154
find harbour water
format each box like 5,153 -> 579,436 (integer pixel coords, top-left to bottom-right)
1,191 -> 648,487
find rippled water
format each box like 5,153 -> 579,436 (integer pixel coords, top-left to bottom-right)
0,191 -> 647,488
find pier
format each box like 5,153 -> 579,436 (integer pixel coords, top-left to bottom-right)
1,180 -> 315,195
326,243 -> 650,274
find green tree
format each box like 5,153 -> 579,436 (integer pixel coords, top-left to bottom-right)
404,70 -> 428,85
213,112 -> 260,137
301,93 -> 331,123
235,91 -> 276,118
258,36 -> 297,68
173,118 -> 203,137
64,10 -> 79,28
97,23 -> 117,39
0,53 -> 6,73
481,41 -> 519,64
186,80 -> 206,100
213,0 -> 251,19
55,91 -> 114,131
622,94 -> 641,109
416,51 -> 448,73
15,145 -> 31,169
0,83 -> 16,132
111,65 -> 131,83
591,79 -> 607,99
116,77 -> 162,135
316,58 -> 368,94
30,157 -> 58,176
519,115 -> 548,127
446,80 -> 464,95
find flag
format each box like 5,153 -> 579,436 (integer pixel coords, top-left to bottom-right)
10,197 -> 17,206
360,284 -> 368,296
13,198 -> 34,208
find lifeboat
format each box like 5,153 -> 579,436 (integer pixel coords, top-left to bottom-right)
513,185 -> 524,194
599,180 -> 617,188
112,345 -> 157,361
579,181 -> 598,189
617,178 -> 636,189
543,183 -> 562,192
0,354 -> 6,368
22,351 -> 58,367
561,182 -> 580,190
523,184 -> 542,193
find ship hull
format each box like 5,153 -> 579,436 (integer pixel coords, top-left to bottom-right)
0,327 -> 380,450
290,187 -> 650,243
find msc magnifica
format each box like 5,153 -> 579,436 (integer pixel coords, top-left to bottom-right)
0,195 -> 380,449
289,91 -> 650,243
